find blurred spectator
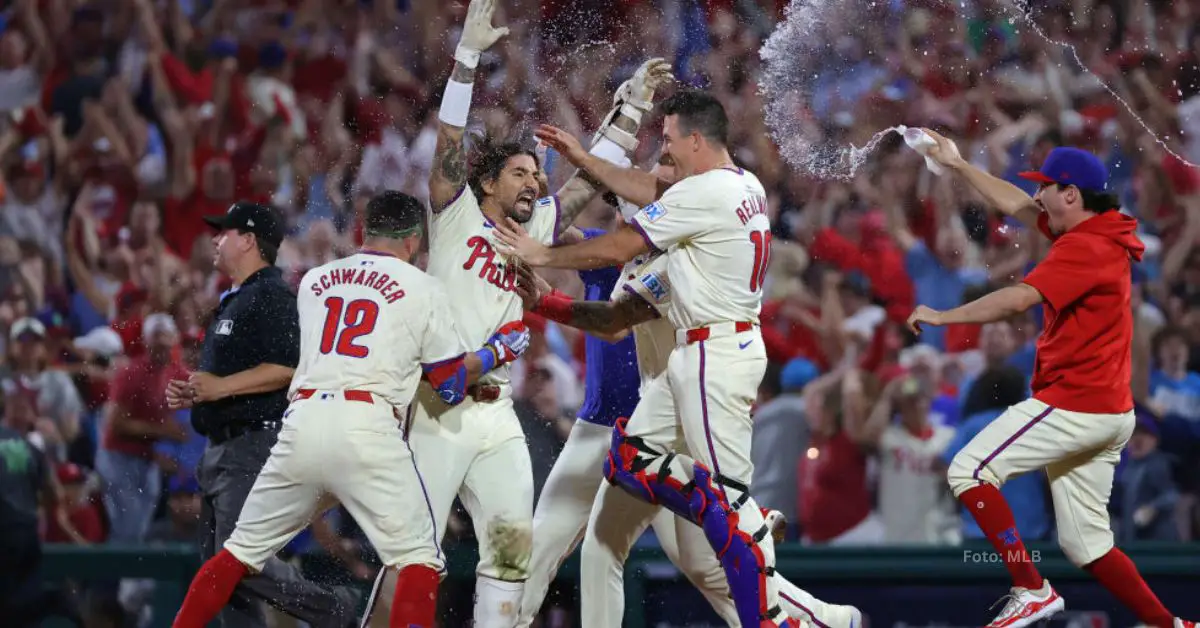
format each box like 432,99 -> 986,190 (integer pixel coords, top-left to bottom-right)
2,317 -> 84,460
751,358 -> 818,528
515,364 -> 573,500
44,462 -> 104,545
96,313 -> 188,545
857,375 -> 958,545
1112,412 -> 1180,542
944,367 -> 1052,542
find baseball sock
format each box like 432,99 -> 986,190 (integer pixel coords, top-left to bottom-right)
473,577 -> 523,628
390,565 -> 439,627
958,484 -> 1043,590
172,549 -> 247,628
1084,549 -> 1173,628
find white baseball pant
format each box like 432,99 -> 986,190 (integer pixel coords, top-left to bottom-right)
517,419 -> 739,627
947,398 -> 1135,566
394,391 -> 534,628
224,393 -> 443,575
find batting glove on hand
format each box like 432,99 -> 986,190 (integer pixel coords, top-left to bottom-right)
455,0 -> 509,68
613,58 -> 675,111
486,321 -> 530,366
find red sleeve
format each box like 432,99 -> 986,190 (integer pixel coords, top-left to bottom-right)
159,53 -> 214,104
809,228 -> 864,271
1022,236 -> 1101,311
109,364 -> 137,406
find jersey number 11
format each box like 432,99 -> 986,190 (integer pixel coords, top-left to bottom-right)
320,297 -> 380,358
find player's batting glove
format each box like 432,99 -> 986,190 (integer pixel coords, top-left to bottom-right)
614,58 -> 675,112
455,0 -> 509,69
485,321 -> 531,366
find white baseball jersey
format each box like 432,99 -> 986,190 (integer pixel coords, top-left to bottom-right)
629,167 -> 770,330
290,252 -> 466,408
612,253 -> 674,384
426,188 -> 558,388
877,424 -> 958,544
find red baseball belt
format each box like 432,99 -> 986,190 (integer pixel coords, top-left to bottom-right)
677,321 -> 756,345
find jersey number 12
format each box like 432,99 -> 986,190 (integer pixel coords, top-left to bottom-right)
320,297 -> 379,358
749,229 -> 773,292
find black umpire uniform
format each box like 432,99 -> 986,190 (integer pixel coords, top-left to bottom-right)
191,203 -> 357,628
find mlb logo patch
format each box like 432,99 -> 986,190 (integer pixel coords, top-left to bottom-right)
216,319 -> 234,335
640,273 -> 668,301
641,202 -> 667,223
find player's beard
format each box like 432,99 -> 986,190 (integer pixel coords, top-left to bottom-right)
506,200 -> 534,224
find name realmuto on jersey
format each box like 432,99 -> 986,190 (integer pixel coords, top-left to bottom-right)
463,235 -> 518,292
735,194 -> 768,225
310,267 -> 407,303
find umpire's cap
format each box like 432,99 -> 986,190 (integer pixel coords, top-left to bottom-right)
204,202 -> 286,248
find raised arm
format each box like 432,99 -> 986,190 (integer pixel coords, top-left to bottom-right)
536,125 -> 667,208
428,0 -> 508,211
921,128 -> 1041,230
551,59 -> 674,236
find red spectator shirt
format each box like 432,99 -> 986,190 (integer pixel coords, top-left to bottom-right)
1021,211 -> 1145,414
798,430 -> 871,543
103,356 -> 190,459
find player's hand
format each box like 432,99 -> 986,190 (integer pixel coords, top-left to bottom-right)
614,58 -> 675,111
486,321 -> 531,365
188,372 -> 229,404
514,262 -> 551,311
533,125 -> 588,170
494,217 -> 551,266
166,379 -> 194,409
919,128 -> 965,170
456,0 -> 508,61
906,305 -> 945,335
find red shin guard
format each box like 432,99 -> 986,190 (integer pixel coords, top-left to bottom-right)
389,565 -> 440,627
1085,549 -> 1174,628
172,549 -> 248,628
958,484 -> 1043,590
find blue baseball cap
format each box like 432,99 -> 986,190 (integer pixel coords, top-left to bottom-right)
1018,147 -> 1109,193
780,358 -> 820,392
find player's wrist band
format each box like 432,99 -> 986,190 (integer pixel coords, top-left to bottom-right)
453,45 -> 481,70
438,79 -> 474,128
533,290 -> 574,326
474,345 -> 498,373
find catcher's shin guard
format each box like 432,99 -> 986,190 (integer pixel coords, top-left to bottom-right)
691,464 -> 796,628
602,417 -> 700,524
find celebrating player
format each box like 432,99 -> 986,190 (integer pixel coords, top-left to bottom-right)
497,90 -> 797,628
170,192 -> 531,628
512,219 -> 863,627
360,0 -> 673,625
905,131 -> 1196,628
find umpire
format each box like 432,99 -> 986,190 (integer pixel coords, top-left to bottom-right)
166,202 -> 359,628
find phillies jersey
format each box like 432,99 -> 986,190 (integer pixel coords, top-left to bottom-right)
629,167 -> 770,330
426,189 -> 558,389
613,252 -> 674,384
877,424 -> 958,544
291,251 -> 466,408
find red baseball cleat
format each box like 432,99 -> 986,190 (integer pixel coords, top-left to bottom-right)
985,580 -> 1064,628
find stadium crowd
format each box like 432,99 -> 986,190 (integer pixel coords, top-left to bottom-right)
0,0 -> 1198,624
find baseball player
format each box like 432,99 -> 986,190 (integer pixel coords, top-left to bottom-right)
514,241 -> 863,627
497,89 -> 799,628
906,131 -> 1196,628
371,1 -> 673,624
171,192 -> 531,628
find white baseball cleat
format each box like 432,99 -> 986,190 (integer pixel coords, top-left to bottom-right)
985,580 -> 1064,628
1175,619 -> 1197,628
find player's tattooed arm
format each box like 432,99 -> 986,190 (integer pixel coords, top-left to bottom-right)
428,62 -> 475,212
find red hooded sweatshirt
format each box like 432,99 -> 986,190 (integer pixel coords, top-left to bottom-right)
1022,211 -> 1145,414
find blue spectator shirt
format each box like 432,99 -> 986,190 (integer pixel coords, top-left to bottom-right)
905,242 -> 988,351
